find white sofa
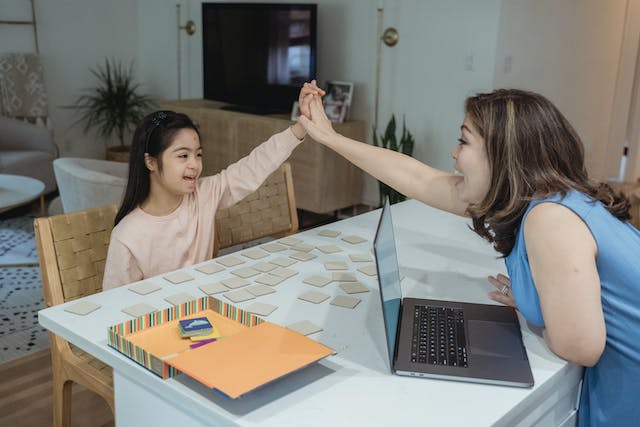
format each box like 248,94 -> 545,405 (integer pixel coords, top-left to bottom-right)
53,157 -> 128,213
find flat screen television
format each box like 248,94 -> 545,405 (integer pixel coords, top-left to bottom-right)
202,3 -> 317,114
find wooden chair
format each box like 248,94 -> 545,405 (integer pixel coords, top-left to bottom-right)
214,161 -> 299,256
34,204 -> 117,427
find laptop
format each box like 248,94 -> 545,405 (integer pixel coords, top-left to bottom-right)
373,199 -> 534,387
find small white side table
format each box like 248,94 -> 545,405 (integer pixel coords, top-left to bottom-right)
0,174 -> 46,216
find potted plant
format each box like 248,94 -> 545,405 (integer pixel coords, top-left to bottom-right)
372,115 -> 415,205
70,58 -> 154,162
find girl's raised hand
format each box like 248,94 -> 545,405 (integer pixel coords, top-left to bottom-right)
298,80 -> 325,118
297,94 -> 338,145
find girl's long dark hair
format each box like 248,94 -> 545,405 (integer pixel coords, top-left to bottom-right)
464,89 -> 630,256
114,110 -> 200,226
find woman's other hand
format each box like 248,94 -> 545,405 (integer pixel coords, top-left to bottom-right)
488,273 -> 516,308
297,94 -> 339,145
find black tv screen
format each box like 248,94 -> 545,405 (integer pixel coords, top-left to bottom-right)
202,3 -> 317,114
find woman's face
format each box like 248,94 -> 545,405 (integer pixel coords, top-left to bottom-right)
154,128 -> 203,196
451,115 -> 491,204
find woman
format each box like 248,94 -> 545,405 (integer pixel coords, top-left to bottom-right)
297,88 -> 640,427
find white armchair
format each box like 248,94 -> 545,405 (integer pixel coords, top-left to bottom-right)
53,157 -> 127,213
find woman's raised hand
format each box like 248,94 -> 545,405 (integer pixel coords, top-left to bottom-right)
297,93 -> 338,145
488,273 -> 516,308
298,80 -> 325,118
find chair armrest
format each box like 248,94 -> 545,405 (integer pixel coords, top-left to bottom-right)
0,115 -> 57,155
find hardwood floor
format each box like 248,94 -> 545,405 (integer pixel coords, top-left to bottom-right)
0,349 -> 114,427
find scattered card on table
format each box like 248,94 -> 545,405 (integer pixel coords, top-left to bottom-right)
358,264 -> 378,276
261,243 -> 287,253
128,281 -> 161,295
255,274 -> 286,286
231,267 -> 260,278
349,253 -> 372,263
163,271 -> 193,284
317,244 -> 342,254
287,320 -> 323,336
291,243 -> 314,252
246,302 -> 278,316
303,275 -> 331,287
341,235 -> 367,244
216,256 -> 245,267
221,277 -> 250,289
199,282 -> 228,295
290,251 -> 316,261
332,272 -> 357,282
339,282 -> 370,294
224,289 -> 255,303
330,295 -> 361,309
64,301 -> 101,316
279,236 -> 303,246
270,267 -> 298,279
165,292 -> 194,306
324,261 -> 348,271
246,284 -> 276,296
242,249 -> 269,260
270,256 -> 297,267
195,262 -> 225,275
318,229 -> 341,238
298,290 -> 330,304
252,261 -> 278,272
122,303 -> 156,317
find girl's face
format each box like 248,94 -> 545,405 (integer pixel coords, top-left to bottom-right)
451,115 -> 491,204
154,128 -> 203,196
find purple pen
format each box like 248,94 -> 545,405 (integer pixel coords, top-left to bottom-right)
189,338 -> 217,349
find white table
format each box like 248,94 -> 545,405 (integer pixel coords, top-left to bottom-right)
0,173 -> 45,215
38,200 -> 582,427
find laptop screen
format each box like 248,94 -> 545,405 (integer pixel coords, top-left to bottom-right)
373,198 -> 403,367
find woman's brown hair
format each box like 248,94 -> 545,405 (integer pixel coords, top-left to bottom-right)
464,89 -> 630,256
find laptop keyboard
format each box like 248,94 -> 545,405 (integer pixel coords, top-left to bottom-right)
411,305 -> 468,368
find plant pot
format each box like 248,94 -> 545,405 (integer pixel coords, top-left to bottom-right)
106,146 -> 131,163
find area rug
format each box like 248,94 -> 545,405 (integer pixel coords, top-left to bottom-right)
0,214 -> 38,266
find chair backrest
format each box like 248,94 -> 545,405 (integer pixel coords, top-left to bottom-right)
214,162 -> 298,255
34,204 -> 118,307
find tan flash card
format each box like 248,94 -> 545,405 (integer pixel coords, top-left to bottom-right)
316,244 -> 342,254
224,289 -> 255,303
303,275 -> 332,287
324,261 -> 348,271
341,235 -> 368,244
255,274 -> 286,286
330,295 -> 362,309
261,243 -> 287,253
246,302 -> 278,316
252,261 -> 278,272
121,303 -> 156,317
164,292 -> 194,306
349,253 -> 373,263
357,264 -> 378,276
194,262 -> 225,275
199,282 -> 228,295
291,243 -> 315,252
339,282 -> 370,294
279,236 -> 303,246
332,272 -> 357,282
246,284 -> 276,296
64,301 -> 101,316
290,251 -> 317,262
221,277 -> 250,289
242,249 -> 269,260
318,229 -> 341,238
230,267 -> 260,278
270,267 -> 298,279
163,271 -> 194,284
270,256 -> 297,267
298,290 -> 330,304
287,320 -> 323,336
128,281 -> 161,295
216,256 -> 245,267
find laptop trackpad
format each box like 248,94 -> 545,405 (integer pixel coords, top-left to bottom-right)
468,320 -> 526,359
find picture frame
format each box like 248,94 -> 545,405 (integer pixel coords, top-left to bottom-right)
323,81 -> 353,123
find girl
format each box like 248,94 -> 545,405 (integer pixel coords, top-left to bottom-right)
297,88 -> 640,427
102,82 -> 324,290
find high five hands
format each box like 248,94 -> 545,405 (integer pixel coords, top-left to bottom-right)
297,81 -> 339,145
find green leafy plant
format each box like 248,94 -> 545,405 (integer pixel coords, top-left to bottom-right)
372,115 -> 415,205
70,58 -> 154,149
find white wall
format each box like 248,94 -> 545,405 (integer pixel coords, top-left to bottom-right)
493,0 -> 628,181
